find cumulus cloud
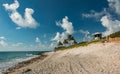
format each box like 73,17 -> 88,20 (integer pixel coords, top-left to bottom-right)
3,0 -> 19,11
101,15 -> 120,35
49,42 -> 56,48
53,16 -> 74,42
79,30 -> 91,41
100,0 -> 120,35
108,0 -> 120,15
56,16 -> 74,34
52,32 -> 61,42
35,37 -> 40,43
3,0 -> 39,29
60,32 -> 68,41
82,0 -> 120,36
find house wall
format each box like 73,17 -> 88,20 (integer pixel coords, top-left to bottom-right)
109,37 -> 120,42
94,34 -> 102,40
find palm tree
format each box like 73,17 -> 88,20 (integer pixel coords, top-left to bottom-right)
63,39 -> 68,44
62,35 -> 77,46
67,35 -> 77,44
57,41 -> 63,47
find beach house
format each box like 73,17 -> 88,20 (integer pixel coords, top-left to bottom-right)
93,32 -> 102,40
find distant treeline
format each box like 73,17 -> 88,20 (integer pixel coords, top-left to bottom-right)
109,31 -> 120,38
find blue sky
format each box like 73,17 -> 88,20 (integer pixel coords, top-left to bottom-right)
0,0 -> 120,51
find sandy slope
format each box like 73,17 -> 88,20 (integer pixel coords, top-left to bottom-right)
5,43 -> 120,74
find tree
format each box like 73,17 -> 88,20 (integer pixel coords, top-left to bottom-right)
62,35 -> 77,46
110,31 -> 120,38
68,35 -> 73,40
57,41 -> 63,47
73,40 -> 77,44
63,39 -> 68,44
67,35 -> 77,44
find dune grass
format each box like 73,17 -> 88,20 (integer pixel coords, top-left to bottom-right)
109,31 -> 120,38
55,40 -> 105,51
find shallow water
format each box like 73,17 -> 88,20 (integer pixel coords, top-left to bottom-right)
0,51 -> 47,73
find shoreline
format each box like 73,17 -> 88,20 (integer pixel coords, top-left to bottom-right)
2,42 -> 120,74
2,52 -> 50,74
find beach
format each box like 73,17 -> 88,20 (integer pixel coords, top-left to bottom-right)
2,43 -> 120,74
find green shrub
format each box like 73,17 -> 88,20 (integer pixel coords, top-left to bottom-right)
110,31 -> 120,38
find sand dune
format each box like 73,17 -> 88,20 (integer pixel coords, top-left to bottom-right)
4,43 -> 120,74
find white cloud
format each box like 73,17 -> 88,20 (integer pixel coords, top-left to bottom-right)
53,16 -> 74,43
49,42 -> 57,50
100,0 -> 120,36
35,37 -> 40,43
16,27 -> 21,30
82,9 -> 107,19
34,44 -> 45,50
82,0 -> 120,36
49,43 -> 56,48
108,0 -> 120,15
79,30 -> 91,41
0,36 -> 7,47
52,32 -> 69,43
101,15 -> 120,36
3,0 -> 39,29
79,30 -> 90,35
31,41 -> 53,51
0,36 -> 52,51
12,42 -> 23,46
0,36 -> 5,40
56,16 -> 74,34
3,0 -> 19,11
0,40 -> 7,47
61,32 -> 68,41
52,32 -> 61,42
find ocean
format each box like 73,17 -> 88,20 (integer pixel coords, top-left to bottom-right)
0,51 -> 48,73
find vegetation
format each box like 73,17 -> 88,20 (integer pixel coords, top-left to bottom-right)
67,35 -> 77,44
57,41 -> 63,47
57,34 -> 77,47
54,31 -> 120,51
55,39 -> 105,51
62,35 -> 77,44
55,34 -> 77,51
109,31 -> 120,38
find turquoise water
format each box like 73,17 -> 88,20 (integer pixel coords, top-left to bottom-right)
0,51 -> 47,73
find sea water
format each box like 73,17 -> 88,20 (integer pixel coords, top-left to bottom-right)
0,51 -> 47,73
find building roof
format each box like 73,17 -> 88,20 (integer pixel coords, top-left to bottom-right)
93,32 -> 102,36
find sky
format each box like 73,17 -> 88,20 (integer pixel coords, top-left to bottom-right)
0,0 -> 120,51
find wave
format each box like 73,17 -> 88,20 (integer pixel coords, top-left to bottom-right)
0,53 -> 38,74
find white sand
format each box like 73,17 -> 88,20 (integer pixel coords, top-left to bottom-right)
6,43 -> 120,74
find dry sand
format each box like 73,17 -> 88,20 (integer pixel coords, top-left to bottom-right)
3,43 -> 120,74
